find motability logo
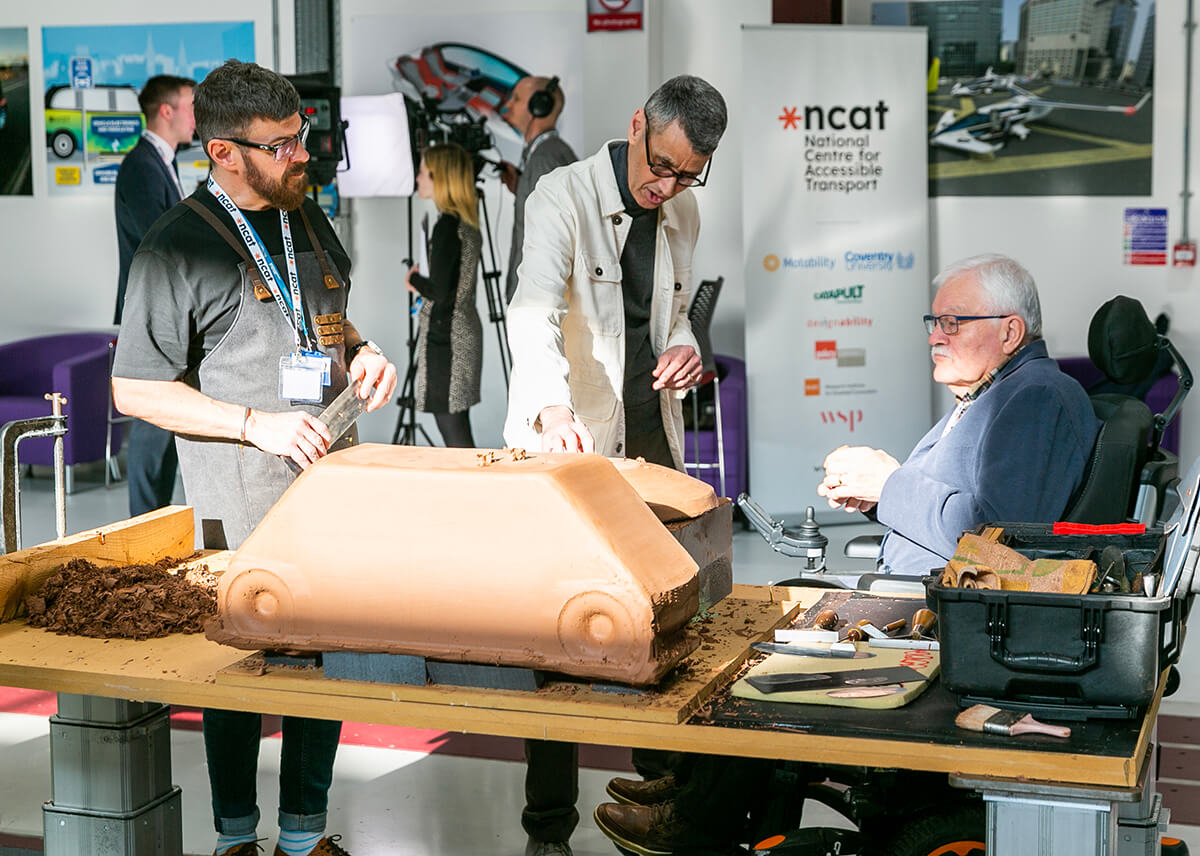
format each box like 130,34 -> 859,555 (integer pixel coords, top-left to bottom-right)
763,254 -> 836,272
844,251 -> 915,272
813,284 -> 865,304
777,101 -> 890,131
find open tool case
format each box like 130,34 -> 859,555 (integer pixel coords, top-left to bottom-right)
926,461 -> 1200,720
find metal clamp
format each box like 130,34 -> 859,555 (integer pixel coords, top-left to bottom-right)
1,393 -> 69,555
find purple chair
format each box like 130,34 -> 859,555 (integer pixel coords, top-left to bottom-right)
0,332 -> 124,487
684,355 -> 748,500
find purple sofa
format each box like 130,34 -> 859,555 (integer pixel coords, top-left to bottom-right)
0,332 -> 123,469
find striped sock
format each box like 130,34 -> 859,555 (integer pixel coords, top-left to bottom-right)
214,832 -> 258,854
276,829 -> 323,856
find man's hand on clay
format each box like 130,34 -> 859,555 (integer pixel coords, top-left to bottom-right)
817,445 -> 900,510
651,345 -> 703,391
538,405 -> 595,454
244,409 -> 333,469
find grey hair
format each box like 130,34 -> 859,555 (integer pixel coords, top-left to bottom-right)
644,75 -> 727,156
933,253 -> 1043,339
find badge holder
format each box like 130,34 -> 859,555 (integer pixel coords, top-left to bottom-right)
279,354 -> 325,403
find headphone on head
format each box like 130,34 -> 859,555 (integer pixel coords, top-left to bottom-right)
528,76 -> 560,120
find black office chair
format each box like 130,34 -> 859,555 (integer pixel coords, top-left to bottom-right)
685,277 -> 726,496
1061,295 -> 1191,524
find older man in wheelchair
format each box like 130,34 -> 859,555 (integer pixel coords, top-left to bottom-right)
593,254 -> 1193,856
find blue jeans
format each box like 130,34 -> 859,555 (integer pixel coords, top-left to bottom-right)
203,708 -> 342,834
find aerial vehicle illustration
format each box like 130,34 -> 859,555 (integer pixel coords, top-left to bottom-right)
931,72 -> 1151,157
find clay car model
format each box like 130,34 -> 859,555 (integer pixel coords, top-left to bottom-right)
207,446 -> 709,686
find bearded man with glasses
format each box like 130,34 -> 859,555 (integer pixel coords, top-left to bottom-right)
502,75 -> 726,856
112,60 -> 395,856
818,253 -> 1099,574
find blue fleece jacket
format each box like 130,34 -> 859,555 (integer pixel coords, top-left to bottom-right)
877,339 -> 1100,574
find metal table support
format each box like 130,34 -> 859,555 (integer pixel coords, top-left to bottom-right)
952,746 -> 1170,856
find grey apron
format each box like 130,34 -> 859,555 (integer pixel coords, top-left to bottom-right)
175,204 -> 355,550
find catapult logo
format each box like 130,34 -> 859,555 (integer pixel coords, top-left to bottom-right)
777,100 -> 890,131
813,284 -> 865,304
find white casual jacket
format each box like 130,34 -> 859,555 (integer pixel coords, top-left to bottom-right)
503,141 -> 701,469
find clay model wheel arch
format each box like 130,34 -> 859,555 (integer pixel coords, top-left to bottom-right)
556,590 -> 639,667
222,568 -> 296,640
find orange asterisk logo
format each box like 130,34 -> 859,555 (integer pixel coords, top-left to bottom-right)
778,106 -> 801,129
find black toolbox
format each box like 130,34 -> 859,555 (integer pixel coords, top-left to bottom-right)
926,466 -> 1200,719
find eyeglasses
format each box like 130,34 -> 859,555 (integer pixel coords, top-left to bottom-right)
643,131 -> 711,188
923,314 -> 1009,335
222,116 -> 310,162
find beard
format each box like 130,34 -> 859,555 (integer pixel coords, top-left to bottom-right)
244,156 -> 309,210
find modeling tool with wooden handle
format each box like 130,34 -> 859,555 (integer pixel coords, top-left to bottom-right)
812,609 -> 839,631
954,704 -> 1072,738
910,608 -> 936,639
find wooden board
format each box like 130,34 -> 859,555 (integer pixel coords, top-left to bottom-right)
0,506 -> 195,621
215,595 -> 799,724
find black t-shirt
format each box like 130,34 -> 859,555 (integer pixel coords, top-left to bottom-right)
113,186 -> 350,382
608,141 -> 661,435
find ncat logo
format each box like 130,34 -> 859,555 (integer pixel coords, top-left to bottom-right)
778,100 -> 890,131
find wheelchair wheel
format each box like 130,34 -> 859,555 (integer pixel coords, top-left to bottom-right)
880,803 -> 985,856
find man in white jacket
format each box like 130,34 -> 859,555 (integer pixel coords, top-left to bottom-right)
504,74 -> 726,471
503,75 -> 727,856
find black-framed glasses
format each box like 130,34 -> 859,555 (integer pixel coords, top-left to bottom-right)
643,131 -> 711,187
923,313 -> 1009,335
222,115 -> 310,162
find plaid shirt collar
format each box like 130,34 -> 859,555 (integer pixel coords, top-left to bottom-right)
941,352 -> 1017,438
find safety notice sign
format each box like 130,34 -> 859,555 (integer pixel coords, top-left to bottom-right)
1124,207 -> 1168,265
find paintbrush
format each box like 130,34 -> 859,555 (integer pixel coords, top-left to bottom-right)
954,704 -> 1071,738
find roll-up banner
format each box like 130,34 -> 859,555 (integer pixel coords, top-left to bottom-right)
743,25 -> 931,522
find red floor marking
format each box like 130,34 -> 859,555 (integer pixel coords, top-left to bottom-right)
0,687 -> 633,771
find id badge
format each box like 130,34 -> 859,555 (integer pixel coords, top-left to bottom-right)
298,350 -> 333,386
279,354 -> 324,402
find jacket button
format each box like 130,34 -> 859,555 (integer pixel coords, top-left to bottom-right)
613,214 -> 623,226
674,282 -> 682,291
616,442 -> 623,453
595,266 -> 604,276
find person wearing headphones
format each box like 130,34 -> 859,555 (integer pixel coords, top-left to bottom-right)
498,75 -> 577,303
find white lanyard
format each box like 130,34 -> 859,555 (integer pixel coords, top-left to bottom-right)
207,175 -> 313,351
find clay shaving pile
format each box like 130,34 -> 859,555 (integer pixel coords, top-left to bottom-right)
25,557 -> 217,639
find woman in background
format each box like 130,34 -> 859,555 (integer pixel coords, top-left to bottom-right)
405,143 -> 483,447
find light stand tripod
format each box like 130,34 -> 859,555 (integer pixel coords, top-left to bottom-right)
476,179 -> 511,388
392,195 -> 436,446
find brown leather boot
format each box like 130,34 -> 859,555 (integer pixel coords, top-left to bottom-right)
272,835 -> 351,856
605,773 -> 679,806
593,802 -> 691,856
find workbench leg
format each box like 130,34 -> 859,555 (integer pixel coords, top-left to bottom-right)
41,694 -> 182,856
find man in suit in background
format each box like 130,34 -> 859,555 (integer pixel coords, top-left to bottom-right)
114,74 -> 195,517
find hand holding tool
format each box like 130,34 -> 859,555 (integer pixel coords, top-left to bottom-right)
955,704 -> 1071,738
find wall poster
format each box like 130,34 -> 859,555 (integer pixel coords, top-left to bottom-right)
42,21 -> 255,195
0,27 -> 32,196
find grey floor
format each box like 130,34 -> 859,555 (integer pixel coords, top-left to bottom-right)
3,465 -> 1197,854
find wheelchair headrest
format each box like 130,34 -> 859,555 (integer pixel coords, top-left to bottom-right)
1088,296 -> 1159,385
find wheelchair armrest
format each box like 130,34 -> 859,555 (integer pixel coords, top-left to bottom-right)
844,534 -> 884,560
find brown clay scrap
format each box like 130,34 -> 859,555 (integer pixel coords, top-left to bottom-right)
206,446 -> 703,685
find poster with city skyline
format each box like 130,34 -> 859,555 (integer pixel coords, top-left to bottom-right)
0,28 -> 32,196
872,0 -> 1154,196
42,22 -> 255,195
